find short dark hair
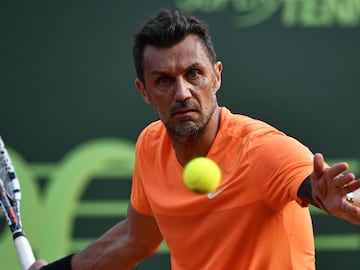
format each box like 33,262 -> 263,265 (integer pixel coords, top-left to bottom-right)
132,9 -> 217,83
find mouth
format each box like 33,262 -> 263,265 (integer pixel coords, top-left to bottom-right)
172,108 -> 197,119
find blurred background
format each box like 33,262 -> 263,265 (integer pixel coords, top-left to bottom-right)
1,0 -> 360,269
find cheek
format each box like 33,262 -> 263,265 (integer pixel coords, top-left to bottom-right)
155,106 -> 170,125
199,87 -> 218,112
150,95 -> 172,117
152,91 -> 174,107
211,76 -> 220,93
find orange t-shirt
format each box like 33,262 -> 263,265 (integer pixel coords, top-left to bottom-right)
131,107 -> 315,270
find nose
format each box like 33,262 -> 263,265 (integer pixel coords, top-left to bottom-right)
174,78 -> 192,101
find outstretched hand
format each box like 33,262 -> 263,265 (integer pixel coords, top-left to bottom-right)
311,153 -> 360,224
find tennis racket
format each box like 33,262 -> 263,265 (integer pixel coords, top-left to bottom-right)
0,135 -> 35,270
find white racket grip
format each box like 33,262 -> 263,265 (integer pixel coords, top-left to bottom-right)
14,235 -> 36,270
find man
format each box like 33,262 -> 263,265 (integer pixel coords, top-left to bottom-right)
30,9 -> 360,270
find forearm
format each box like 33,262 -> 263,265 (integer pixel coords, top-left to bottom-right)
34,205 -> 163,270
72,219 -> 157,270
36,220 -> 158,270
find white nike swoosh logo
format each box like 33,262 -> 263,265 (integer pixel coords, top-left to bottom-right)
207,186 -> 226,199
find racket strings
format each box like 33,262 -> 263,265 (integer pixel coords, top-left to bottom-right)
0,137 -> 23,235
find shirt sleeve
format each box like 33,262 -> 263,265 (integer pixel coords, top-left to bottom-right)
249,133 -> 314,210
130,133 -> 154,216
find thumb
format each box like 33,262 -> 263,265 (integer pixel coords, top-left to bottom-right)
313,153 -> 325,180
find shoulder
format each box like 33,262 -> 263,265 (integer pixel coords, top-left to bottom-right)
137,120 -> 164,141
135,120 -> 169,156
219,107 -> 311,158
219,107 -> 283,142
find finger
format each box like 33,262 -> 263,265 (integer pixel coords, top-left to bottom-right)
342,179 -> 360,195
311,154 -> 329,198
335,173 -> 356,187
313,153 -> 325,180
327,162 -> 349,179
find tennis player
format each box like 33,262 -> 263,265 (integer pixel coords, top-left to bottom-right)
30,9 -> 360,270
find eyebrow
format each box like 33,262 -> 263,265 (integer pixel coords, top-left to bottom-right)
150,62 -> 203,77
150,70 -> 168,77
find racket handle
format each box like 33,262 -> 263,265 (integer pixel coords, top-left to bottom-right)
14,235 -> 36,270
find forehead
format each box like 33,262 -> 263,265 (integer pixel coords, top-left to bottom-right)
142,35 -> 211,75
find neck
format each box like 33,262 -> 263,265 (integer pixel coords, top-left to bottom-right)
172,106 -> 221,166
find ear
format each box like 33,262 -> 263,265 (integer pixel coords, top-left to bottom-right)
213,61 -> 223,93
135,79 -> 153,105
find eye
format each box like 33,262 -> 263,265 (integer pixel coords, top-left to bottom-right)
153,76 -> 173,93
157,76 -> 171,86
188,69 -> 200,80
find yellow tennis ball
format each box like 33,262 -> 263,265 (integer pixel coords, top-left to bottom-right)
183,157 -> 221,194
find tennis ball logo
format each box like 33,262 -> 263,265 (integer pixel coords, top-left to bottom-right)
183,157 -> 221,194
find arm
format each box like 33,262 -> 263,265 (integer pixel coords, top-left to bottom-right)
72,203 -> 163,270
297,153 -> 360,224
30,203 -> 163,270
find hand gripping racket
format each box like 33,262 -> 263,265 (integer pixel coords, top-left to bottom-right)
0,136 -> 35,270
